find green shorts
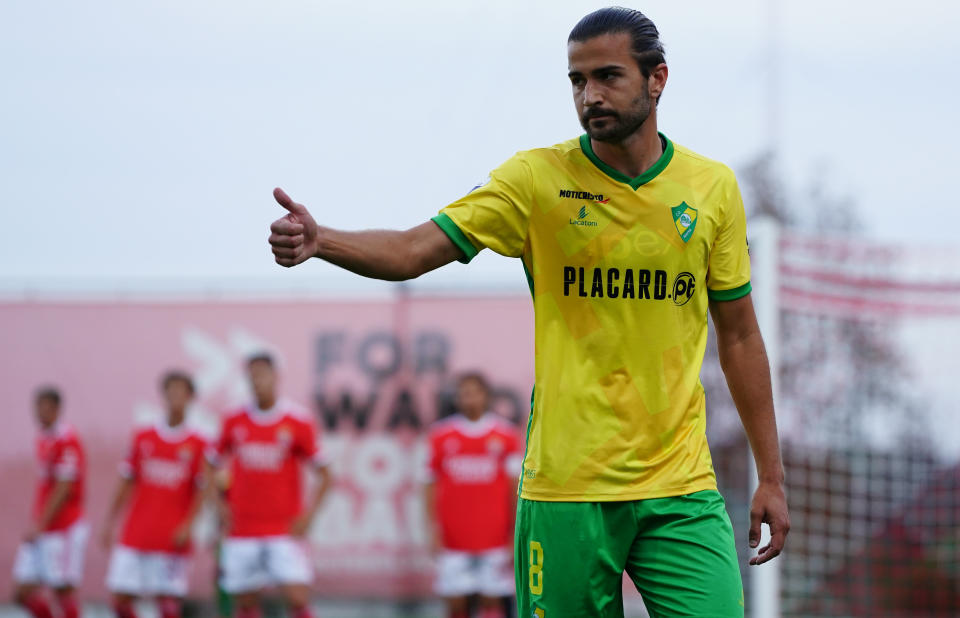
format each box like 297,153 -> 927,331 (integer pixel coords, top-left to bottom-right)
514,490 -> 743,618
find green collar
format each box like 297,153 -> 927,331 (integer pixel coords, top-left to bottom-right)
579,132 -> 674,189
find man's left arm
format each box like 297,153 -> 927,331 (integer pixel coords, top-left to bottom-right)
172,447 -> 212,549
290,420 -> 332,537
291,464 -> 331,537
31,479 -> 74,537
171,484 -> 206,549
28,442 -> 81,540
709,293 -> 790,565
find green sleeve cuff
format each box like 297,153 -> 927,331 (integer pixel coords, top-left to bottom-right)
707,281 -> 752,301
431,213 -> 479,264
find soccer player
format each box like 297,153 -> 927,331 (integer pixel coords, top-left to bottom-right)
12,387 -> 87,618
423,373 -> 521,618
208,353 -> 331,618
100,371 -> 207,618
266,7 -> 789,617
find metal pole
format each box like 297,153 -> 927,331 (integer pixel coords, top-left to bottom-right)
766,0 -> 782,156
748,216 -> 781,618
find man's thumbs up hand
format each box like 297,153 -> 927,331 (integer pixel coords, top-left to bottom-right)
269,188 -> 320,268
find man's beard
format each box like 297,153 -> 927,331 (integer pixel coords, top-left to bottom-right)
580,92 -> 652,144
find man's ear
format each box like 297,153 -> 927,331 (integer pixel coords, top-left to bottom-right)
648,62 -> 668,101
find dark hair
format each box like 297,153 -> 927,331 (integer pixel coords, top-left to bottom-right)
246,352 -> 275,369
35,386 -> 62,407
457,371 -> 490,394
161,370 -> 195,395
568,7 -> 666,78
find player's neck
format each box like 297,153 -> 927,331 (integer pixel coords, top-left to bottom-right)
255,395 -> 277,412
589,115 -> 662,179
39,418 -> 61,433
166,411 -> 186,428
461,409 -> 486,422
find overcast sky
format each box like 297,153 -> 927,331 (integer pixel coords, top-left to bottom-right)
1,0 -> 957,295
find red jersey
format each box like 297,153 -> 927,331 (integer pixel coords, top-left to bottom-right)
33,423 -> 85,531
211,400 -> 324,538
426,413 -> 522,551
118,423 -> 207,553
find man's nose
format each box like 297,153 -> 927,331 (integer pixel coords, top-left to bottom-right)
582,80 -> 604,107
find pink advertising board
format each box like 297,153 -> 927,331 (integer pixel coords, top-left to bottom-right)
0,295 -> 534,600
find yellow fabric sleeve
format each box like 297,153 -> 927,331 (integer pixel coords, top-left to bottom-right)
432,153 -> 535,262
706,170 -> 752,300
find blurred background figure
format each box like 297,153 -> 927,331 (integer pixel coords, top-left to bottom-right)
12,387 -> 87,618
423,373 -> 522,618
206,354 -> 331,618
100,371 -> 208,618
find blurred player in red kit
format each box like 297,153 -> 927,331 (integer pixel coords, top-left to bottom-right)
207,353 -> 331,618
100,371 -> 208,618
423,373 -> 522,618
12,387 -> 88,618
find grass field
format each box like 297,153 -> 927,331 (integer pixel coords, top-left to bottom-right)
1,596 -> 653,618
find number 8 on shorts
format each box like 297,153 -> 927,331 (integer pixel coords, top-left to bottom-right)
528,541 -> 543,595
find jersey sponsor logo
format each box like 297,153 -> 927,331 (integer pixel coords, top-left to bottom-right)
442,454 -> 498,483
236,441 -> 287,471
562,266 -> 697,303
141,457 -> 190,488
671,202 -> 698,243
52,449 -> 79,478
59,448 -> 79,467
558,189 -> 609,203
672,272 -> 696,306
569,205 -> 598,227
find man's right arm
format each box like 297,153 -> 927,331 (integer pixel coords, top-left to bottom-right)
268,188 -> 463,280
203,458 -> 232,534
422,481 -> 440,554
100,477 -> 133,548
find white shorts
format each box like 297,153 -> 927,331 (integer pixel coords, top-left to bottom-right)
219,536 -> 312,594
434,547 -> 514,598
106,545 -> 191,597
12,521 -> 89,588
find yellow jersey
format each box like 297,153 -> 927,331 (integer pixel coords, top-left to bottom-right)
433,133 -> 751,501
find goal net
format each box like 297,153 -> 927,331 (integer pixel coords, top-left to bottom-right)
703,223 -> 960,617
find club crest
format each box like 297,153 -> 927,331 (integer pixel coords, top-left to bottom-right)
671,202 -> 698,243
